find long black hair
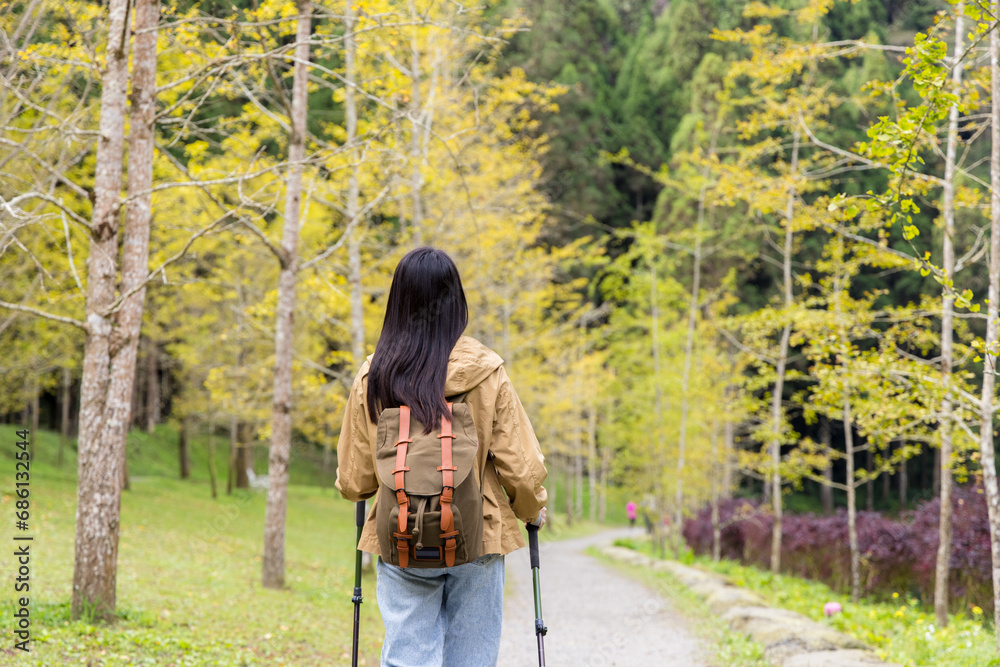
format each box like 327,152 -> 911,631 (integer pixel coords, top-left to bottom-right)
366,247 -> 469,432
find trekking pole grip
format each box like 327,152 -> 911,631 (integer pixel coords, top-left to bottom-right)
527,523 -> 540,569
356,500 -> 366,527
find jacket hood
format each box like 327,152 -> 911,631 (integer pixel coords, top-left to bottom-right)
443,335 -> 505,394
364,335 -> 504,395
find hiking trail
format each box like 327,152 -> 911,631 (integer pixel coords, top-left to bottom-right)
498,529 -> 708,666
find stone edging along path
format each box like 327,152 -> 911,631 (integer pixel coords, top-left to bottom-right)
600,545 -> 902,667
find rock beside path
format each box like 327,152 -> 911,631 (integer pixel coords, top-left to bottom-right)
599,546 -> 901,667
704,587 -> 768,614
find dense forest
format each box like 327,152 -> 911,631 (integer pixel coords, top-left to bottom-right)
5,0 -> 1000,639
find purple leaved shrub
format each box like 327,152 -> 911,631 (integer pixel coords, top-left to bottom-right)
683,483 -> 992,613
908,483 -> 993,611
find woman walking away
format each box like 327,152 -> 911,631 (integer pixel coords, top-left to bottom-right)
335,247 -> 548,667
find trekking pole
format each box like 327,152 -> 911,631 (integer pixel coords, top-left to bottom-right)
351,501 -> 365,667
526,523 -> 547,667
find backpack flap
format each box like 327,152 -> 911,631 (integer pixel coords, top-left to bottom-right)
375,404 -> 477,495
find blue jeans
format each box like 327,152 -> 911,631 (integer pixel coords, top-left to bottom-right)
375,552 -> 505,667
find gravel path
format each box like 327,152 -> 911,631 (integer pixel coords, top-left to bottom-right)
498,528 -> 708,666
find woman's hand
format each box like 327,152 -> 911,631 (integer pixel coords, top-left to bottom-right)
529,506 -> 547,528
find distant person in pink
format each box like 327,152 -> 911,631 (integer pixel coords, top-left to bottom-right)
626,501 -> 637,528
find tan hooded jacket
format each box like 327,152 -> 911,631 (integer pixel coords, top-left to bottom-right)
335,335 -> 548,555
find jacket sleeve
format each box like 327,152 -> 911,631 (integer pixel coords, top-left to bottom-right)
488,366 -> 548,522
334,365 -> 379,502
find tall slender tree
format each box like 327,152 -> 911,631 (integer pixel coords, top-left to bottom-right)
262,0 -> 312,590
935,0 -> 964,629
769,128 -> 799,573
982,0 -> 1000,643
72,0 -> 159,621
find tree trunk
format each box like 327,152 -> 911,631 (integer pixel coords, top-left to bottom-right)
227,414 -> 237,494
833,261 -> 861,602
587,401 -> 597,523
770,128 -> 800,574
30,375 -> 39,462
675,161 -> 708,560
229,287 -> 245,495
59,366 -> 71,468
145,337 -> 159,433
262,0 -> 311,590
722,384 -> 735,500
564,464 -> 573,527
574,452 -> 584,521
322,427 -> 334,483
236,423 -> 251,488
866,447 -> 874,511
711,416 -> 722,562
650,254 -> 666,557
72,0 -> 158,622
178,417 -> 191,479
820,419 -> 833,514
22,376 -> 30,428
344,19 -> 372,575
883,458 -> 891,506
599,443 -> 609,523
208,409 -> 218,499
899,457 -> 907,510
160,366 -> 171,418
408,0 -> 423,247
936,4 -> 963,627
722,425 -> 734,500
346,0 -> 365,372
981,4 -> 1000,645
844,395 -> 860,602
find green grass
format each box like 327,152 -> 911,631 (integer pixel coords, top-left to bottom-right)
1,425 -> 382,665
589,545 -> 771,667
617,535 -> 998,667
18,421 -> 333,488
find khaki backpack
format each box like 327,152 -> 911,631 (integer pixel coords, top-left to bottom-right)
374,398 -> 484,568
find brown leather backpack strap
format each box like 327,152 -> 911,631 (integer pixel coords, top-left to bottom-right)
437,402 -> 460,566
393,406 -> 413,567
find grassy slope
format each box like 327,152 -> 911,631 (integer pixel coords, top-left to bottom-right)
1,425 -> 382,666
